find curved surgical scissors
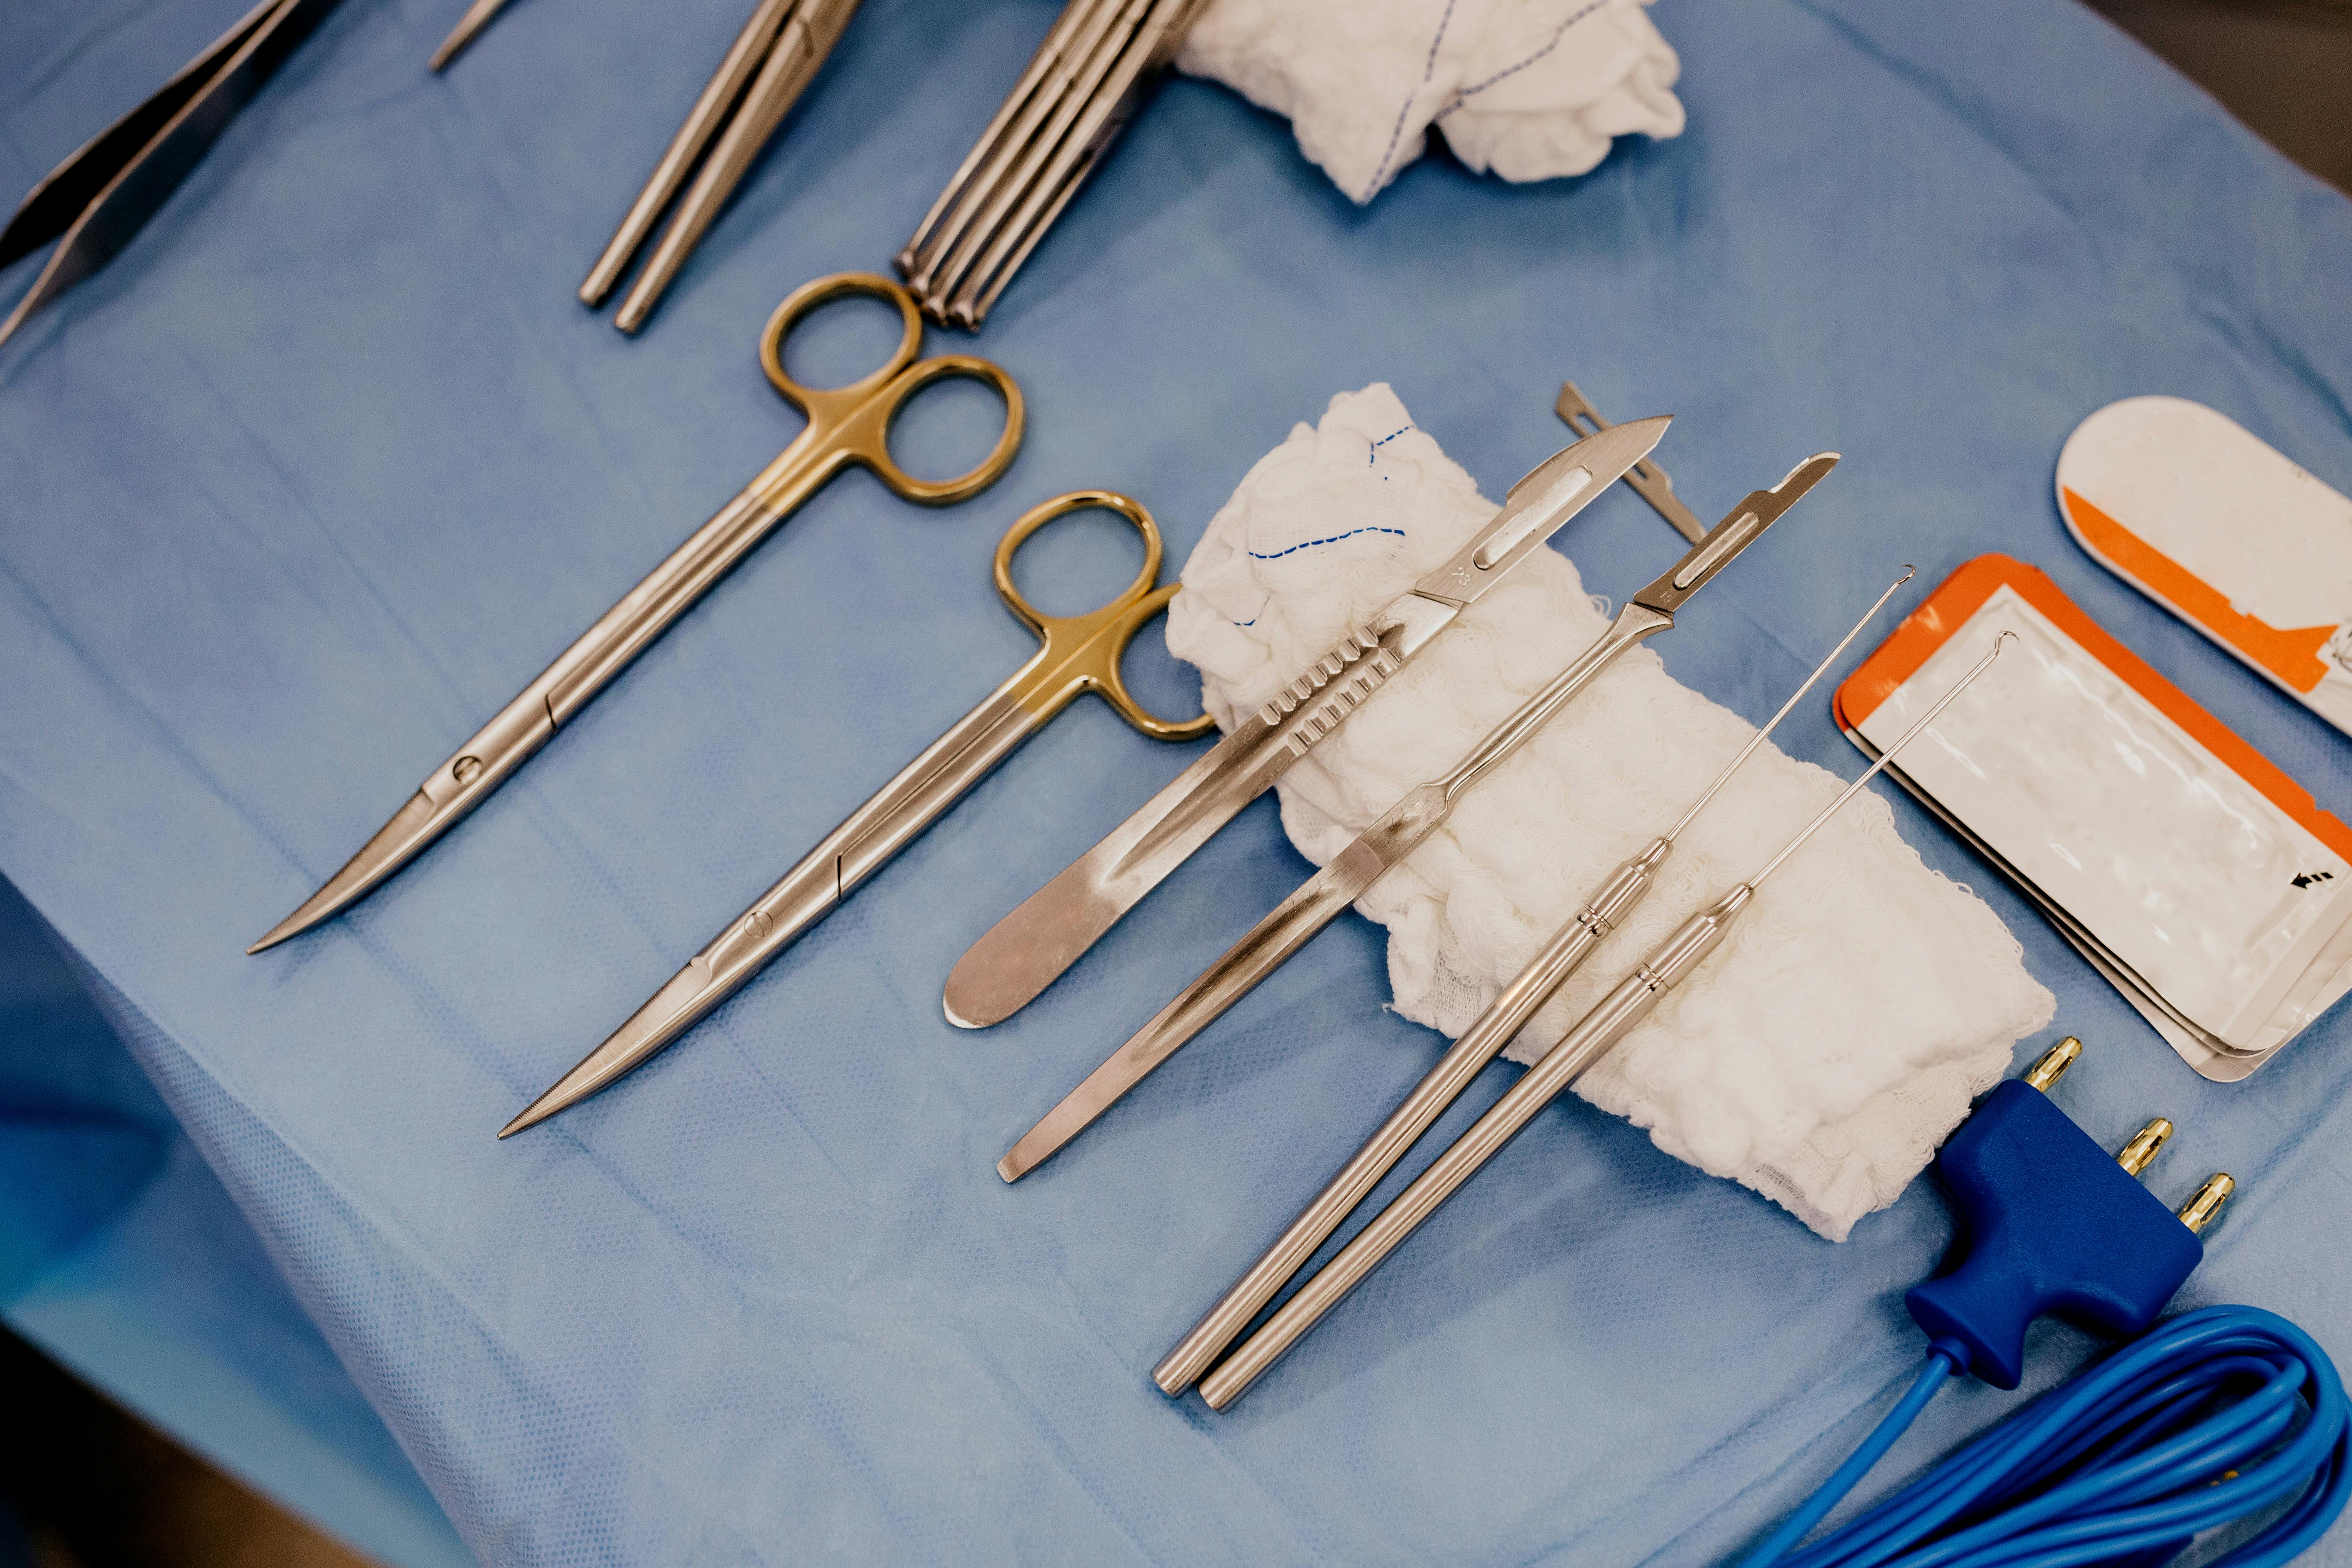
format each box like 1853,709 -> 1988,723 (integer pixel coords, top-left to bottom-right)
500,490 -> 1213,1136
251,273 -> 1023,953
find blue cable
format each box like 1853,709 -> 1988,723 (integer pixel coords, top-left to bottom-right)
1739,1307 -> 2351,1568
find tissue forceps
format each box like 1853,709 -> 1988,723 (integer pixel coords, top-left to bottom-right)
995,453 -> 1838,1182
942,416 -> 1674,1032
500,491 -> 1212,1136
896,0 -> 1209,328
0,0 -> 344,351
580,0 -> 865,332
1152,565 -> 1915,1396
1195,635 -> 2013,1409
248,273 -> 1021,954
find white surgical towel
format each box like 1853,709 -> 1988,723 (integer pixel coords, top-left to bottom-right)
1163,386 -> 2056,1240
1177,0 -> 1685,203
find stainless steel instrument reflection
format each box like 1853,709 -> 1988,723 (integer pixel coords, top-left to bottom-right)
1152,564 -> 1916,1396
500,491 -> 1211,1137
993,453 -> 1839,1182
248,273 -> 1020,954
941,414 -> 1674,1031
1194,634 -> 2014,1409
895,0 -> 1210,328
0,0 -> 345,350
428,0 -> 518,69
1555,381 -> 1705,544
580,0 -> 867,332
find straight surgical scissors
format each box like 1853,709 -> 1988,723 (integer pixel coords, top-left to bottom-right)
500,490 -> 1214,1136
250,273 -> 1022,953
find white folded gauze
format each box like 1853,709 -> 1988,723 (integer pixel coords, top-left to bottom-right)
1163,386 -> 2056,1240
1176,0 -> 1685,204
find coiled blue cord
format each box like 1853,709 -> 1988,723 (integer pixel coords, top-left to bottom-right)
1739,1307 -> 2350,1568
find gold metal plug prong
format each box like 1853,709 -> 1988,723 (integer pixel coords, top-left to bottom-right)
2023,1035 -> 2082,1093
2178,1173 -> 2235,1234
2116,1117 -> 2173,1176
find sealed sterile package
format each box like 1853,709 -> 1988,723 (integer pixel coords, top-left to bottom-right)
1836,555 -> 2352,1081
2057,396 -> 2352,738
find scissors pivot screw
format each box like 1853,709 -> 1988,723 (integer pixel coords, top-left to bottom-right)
452,756 -> 485,785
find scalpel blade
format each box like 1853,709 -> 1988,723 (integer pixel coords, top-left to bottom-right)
940,415 -> 1669,1029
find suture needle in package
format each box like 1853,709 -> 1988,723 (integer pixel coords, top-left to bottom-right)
1835,555 -> 2352,1081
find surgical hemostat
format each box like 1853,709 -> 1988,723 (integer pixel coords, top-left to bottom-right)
896,0 -> 1209,328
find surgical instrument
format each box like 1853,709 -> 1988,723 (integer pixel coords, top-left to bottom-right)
0,0 -> 343,351
895,0 -> 1209,328
428,0 -> 517,70
995,453 -> 1837,1181
248,273 -> 1020,953
501,492 -> 1211,1136
579,0 -> 864,333
1195,634 -> 2012,1409
1556,381 -> 1705,544
941,415 -> 1672,1029
1154,563 -> 1914,1395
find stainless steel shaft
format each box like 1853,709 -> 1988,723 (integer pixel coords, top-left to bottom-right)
1196,885 -> 1749,1409
1152,837 -> 1669,1393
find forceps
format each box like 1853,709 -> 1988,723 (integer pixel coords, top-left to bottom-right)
994,453 -> 1837,1181
1154,567 -> 1916,1396
249,273 -> 1022,953
1195,636 -> 2012,1409
580,0 -> 865,332
500,491 -> 1214,1136
1,0 -> 343,350
896,0 -> 1209,328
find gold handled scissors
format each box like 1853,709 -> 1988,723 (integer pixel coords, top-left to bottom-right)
500,490 -> 1213,1136
251,273 -> 1023,953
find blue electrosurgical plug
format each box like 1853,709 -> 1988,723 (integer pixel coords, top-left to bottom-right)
1905,1036 -> 2236,1389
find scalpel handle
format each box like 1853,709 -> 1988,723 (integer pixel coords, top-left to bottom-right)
579,0 -> 795,306
1197,887 -> 1748,1409
942,597 -> 1452,1029
1152,837 -> 1666,1393
995,781 -> 1452,1183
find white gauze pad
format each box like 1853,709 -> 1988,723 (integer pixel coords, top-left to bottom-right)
1163,385 -> 2056,1240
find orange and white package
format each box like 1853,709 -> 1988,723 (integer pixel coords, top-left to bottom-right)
2057,396 -> 2352,735
1835,556 -> 2352,1081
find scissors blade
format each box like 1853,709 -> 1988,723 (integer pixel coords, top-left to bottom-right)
500,686 -> 1047,1136
997,780 -> 1444,1180
247,688 -> 556,953
940,414 -> 1669,1029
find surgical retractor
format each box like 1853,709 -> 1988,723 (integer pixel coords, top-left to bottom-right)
1152,566 -> 1918,1396
1195,632 -> 2012,1409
